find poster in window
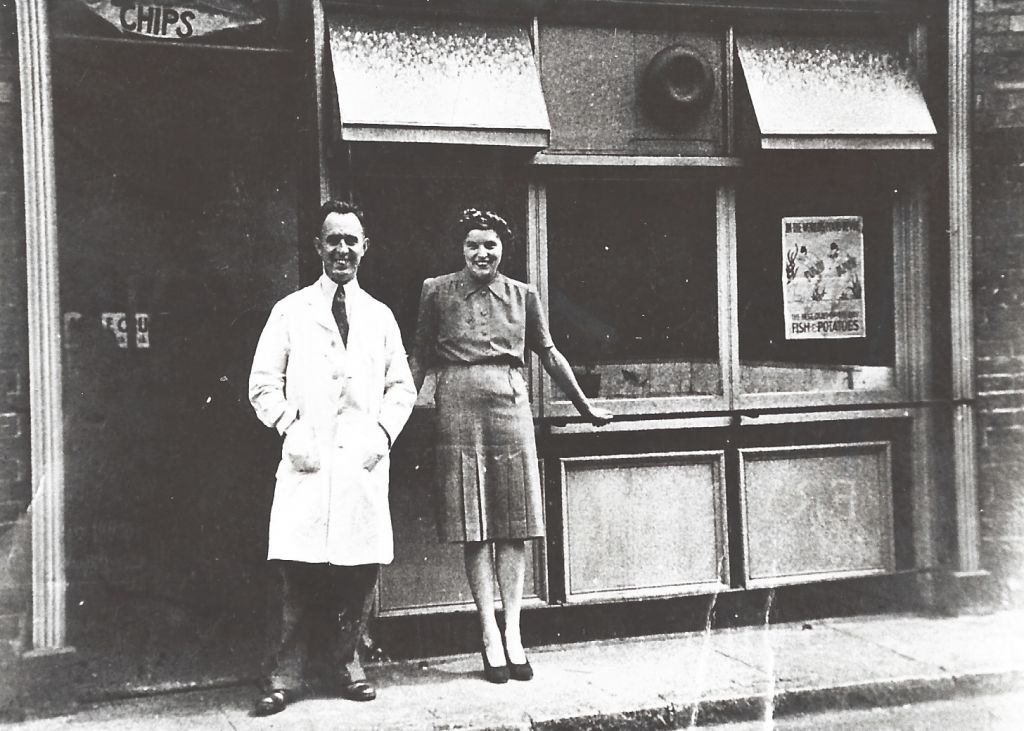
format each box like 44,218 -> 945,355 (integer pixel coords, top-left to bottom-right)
782,216 -> 866,340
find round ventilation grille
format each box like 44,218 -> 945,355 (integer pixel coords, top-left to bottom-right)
642,45 -> 715,126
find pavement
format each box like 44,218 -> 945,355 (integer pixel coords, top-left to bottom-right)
13,610 -> 1024,730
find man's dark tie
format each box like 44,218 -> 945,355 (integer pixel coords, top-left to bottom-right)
332,286 -> 349,346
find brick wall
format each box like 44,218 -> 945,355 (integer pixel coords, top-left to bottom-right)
974,0 -> 1024,607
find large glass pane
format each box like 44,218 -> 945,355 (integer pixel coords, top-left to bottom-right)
54,41 -> 298,687
349,156 -> 543,613
351,157 -> 529,344
737,155 -> 896,395
546,178 -> 720,401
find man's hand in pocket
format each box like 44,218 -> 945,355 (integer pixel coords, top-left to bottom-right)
284,419 -> 320,473
361,425 -> 390,472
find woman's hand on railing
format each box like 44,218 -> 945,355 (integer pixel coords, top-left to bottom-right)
580,403 -> 614,427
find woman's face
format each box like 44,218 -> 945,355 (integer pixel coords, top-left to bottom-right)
463,228 -> 503,281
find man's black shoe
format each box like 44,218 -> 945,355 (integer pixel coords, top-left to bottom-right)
340,680 -> 377,702
253,689 -> 290,717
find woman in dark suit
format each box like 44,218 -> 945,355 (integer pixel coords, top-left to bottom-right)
411,209 -> 612,683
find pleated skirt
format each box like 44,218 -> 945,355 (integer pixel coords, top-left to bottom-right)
434,363 -> 544,543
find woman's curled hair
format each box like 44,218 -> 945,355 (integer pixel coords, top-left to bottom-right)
455,208 -> 513,249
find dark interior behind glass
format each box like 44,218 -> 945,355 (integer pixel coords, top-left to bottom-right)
349,153 -> 529,346
546,177 -> 719,399
736,154 -> 896,394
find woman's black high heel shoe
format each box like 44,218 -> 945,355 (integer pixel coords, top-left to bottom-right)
482,651 -> 509,684
504,645 -> 534,681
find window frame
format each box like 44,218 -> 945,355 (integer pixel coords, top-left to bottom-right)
532,167 -> 930,425
532,173 -> 734,420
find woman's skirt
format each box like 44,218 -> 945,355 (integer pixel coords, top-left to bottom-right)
434,362 -> 544,543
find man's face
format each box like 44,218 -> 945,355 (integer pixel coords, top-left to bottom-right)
316,211 -> 367,285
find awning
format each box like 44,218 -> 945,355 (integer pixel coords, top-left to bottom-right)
326,15 -> 550,147
736,35 -> 936,150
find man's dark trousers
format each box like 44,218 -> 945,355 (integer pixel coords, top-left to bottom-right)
266,560 -> 379,693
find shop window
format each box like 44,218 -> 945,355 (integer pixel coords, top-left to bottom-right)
52,41 -> 299,675
350,150 -> 531,414
736,155 -> 896,396
348,155 -> 545,613
353,165 -> 529,346
546,178 -> 719,402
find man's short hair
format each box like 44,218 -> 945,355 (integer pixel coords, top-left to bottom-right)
317,200 -> 365,233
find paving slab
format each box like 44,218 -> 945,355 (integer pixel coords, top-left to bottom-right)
826,613 -> 1024,676
709,620 -> 944,691
564,633 -> 771,710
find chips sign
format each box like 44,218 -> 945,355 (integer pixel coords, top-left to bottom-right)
76,0 -> 267,40
782,216 -> 866,340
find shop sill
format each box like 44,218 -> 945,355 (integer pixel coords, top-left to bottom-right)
530,153 -> 744,167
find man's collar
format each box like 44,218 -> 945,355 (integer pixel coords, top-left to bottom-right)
318,271 -> 361,299
457,268 -> 508,302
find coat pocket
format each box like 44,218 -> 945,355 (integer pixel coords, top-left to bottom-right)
283,419 -> 320,473
334,414 -> 384,471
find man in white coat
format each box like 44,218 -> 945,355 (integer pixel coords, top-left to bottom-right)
249,200 -> 416,716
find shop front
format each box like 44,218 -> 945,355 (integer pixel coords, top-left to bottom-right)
15,0 -> 979,695
317,0 -> 965,650
33,0 -> 313,690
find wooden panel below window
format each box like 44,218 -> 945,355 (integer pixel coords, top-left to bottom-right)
740,441 -> 895,587
561,451 -> 728,602
379,423 -> 544,614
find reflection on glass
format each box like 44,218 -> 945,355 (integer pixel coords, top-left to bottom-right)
737,155 -> 896,394
547,178 -> 720,400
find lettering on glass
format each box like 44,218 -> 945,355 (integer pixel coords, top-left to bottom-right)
101,312 -> 129,349
119,5 -> 197,39
74,0 -> 267,40
135,313 -> 151,349
782,216 -> 866,340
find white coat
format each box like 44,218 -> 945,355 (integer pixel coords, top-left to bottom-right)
249,275 -> 416,566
